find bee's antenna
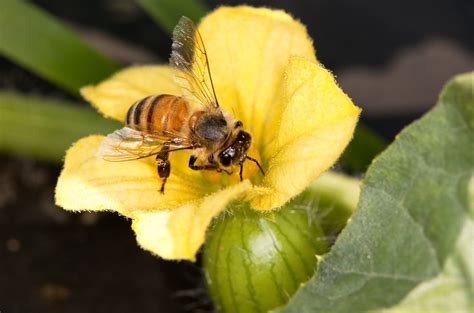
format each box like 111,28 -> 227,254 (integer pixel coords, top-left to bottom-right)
246,156 -> 265,176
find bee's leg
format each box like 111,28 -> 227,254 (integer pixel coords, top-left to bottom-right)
188,155 -> 218,170
239,162 -> 244,181
246,156 -> 265,175
156,145 -> 171,194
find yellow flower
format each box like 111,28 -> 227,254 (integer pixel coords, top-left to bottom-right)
55,6 -> 360,261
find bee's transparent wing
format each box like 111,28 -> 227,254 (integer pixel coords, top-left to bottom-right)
98,127 -> 192,161
169,16 -> 219,111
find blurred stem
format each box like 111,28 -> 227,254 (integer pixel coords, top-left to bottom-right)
341,123 -> 387,172
300,172 -> 360,237
137,0 -> 209,34
309,171 -> 360,212
0,91 -> 120,162
0,0 -> 120,95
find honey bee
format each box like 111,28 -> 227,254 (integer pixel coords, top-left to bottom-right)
99,16 -> 264,193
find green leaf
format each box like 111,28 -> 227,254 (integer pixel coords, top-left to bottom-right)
0,0 -> 120,95
278,72 -> 474,313
379,219 -> 474,313
341,123 -> 387,172
136,0 -> 208,34
0,91 -> 120,162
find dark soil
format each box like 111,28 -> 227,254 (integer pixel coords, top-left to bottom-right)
0,156 -> 209,313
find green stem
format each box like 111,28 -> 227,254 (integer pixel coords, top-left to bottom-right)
308,171 -> 360,212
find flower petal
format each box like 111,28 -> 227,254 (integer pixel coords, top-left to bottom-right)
81,65 -> 180,121
251,56 -> 361,210
131,181 -> 252,261
55,136 -> 211,216
198,6 -> 315,149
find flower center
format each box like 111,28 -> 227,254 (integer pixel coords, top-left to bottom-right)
201,146 -> 264,186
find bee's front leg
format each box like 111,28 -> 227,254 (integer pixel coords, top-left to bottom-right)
239,161 -> 244,181
156,145 -> 170,194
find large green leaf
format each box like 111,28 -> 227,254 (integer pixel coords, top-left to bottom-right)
0,0 -> 120,95
380,219 -> 473,313
278,73 -> 474,313
0,91 -> 120,162
136,0 -> 208,34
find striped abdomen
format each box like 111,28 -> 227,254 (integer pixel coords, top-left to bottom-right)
125,94 -> 190,135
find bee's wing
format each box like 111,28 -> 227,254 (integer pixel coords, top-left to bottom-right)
170,16 -> 220,111
98,127 -> 192,162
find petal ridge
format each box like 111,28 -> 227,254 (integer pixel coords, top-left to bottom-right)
252,56 -> 361,211
198,6 -> 316,149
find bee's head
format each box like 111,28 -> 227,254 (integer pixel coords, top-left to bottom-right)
217,130 -> 251,169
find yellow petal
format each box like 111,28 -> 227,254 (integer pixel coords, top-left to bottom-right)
198,6 -> 315,149
55,136 -> 211,216
251,56 -> 361,210
81,66 -> 180,121
131,181 -> 252,261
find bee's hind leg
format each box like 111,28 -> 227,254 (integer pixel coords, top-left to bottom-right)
156,145 -> 170,194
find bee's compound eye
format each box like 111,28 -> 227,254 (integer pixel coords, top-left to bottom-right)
220,154 -> 232,167
219,147 -> 235,167
234,121 -> 243,129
